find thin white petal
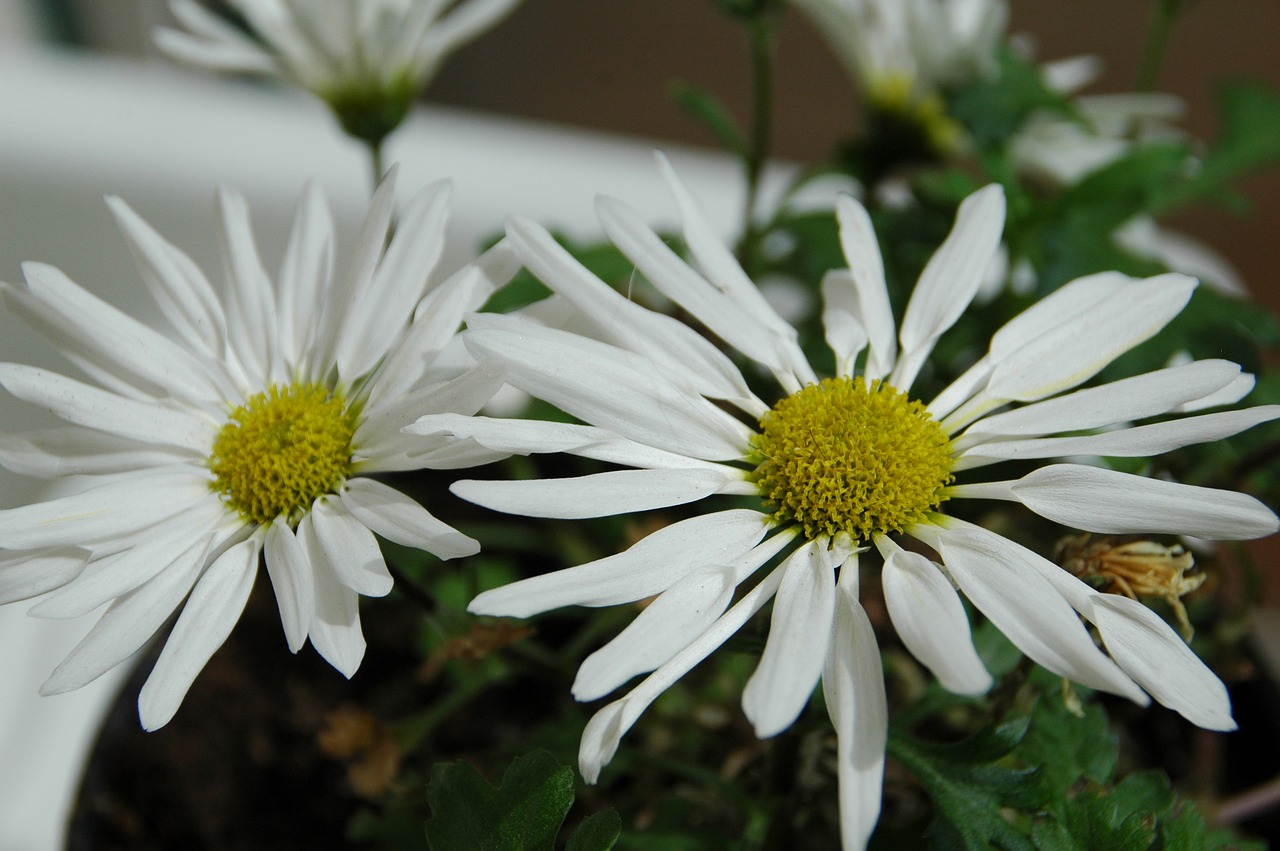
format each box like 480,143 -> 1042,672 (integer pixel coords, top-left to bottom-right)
573,563 -> 741,701
138,535 -> 260,730
1006,464 -> 1279,540
264,518 -> 315,653
956,406 -> 1280,469
309,497 -> 393,597
835,194 -> 895,380
452,467 -> 736,520
877,537 -> 991,695
912,519 -> 1148,702
469,510 -> 775,616
464,316 -> 751,461
822,560 -> 887,851
0,469 -> 214,549
820,271 -> 870,378
0,427 -> 184,478
743,540 -> 836,738
355,361 -> 506,453
1178,372 -> 1255,412
340,477 -> 478,560
1089,595 -> 1235,730
579,561 -> 789,784
0,363 -> 215,453
277,182 -> 335,371
215,185 -> 277,384
299,511 -> 366,677
892,185 -> 1006,390
0,548 -> 88,605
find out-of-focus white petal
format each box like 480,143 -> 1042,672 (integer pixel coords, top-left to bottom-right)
453,467 -> 738,520
877,536 -> 991,695
340,477 -> 478,560
138,535 -> 260,730
822,558 -> 887,851
743,540 -> 837,738
264,518 -> 315,653
469,511 -> 776,616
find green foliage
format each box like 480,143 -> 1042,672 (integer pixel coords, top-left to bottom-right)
670,80 -> 750,160
947,49 -> 1073,151
425,751 -> 619,851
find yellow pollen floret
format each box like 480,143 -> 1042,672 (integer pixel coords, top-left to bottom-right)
209,383 -> 356,526
750,377 -> 953,542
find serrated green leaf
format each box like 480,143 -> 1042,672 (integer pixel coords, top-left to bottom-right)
1109,772 -> 1175,822
1159,802 -> 1207,851
1030,817 -> 1082,851
425,751 -> 575,851
889,719 -> 1046,851
1063,791 -> 1156,851
948,49 -> 1074,149
1018,699 -> 1117,800
566,809 -> 622,851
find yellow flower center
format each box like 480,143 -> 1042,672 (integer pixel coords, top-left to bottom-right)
209,383 -> 356,526
750,377 -> 953,542
866,73 -> 965,155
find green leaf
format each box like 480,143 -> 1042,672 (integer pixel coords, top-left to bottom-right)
425,751 -> 575,851
669,80 -> 749,159
889,718 -> 1047,851
566,809 -> 622,851
947,49 -> 1073,150
1018,698 -> 1117,800
1060,790 -> 1156,851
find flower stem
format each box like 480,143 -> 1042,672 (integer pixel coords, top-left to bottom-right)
367,139 -> 386,194
1136,0 -> 1184,91
737,11 -> 777,272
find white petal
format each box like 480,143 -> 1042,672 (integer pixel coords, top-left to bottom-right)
835,194 -> 896,380
299,511 -> 366,677
452,467 -> 736,520
1088,595 -> 1235,730
579,561 -> 789,784
877,537 -> 991,694
215,185 -> 277,385
1178,372 -> 1255,412
982,274 -> 1196,404
892,185 -> 1006,390
912,519 -> 1147,702
957,359 -> 1245,446
820,271 -> 870,378
106,195 -> 228,359
355,361 -> 506,453
138,535 -> 260,730
8,265 -> 228,405
0,427 -> 184,478
505,216 -> 759,408
0,363 -> 215,453
340,477 -> 478,560
276,182 -> 335,371
0,548 -> 88,605
0,469 -> 214,550
468,510 -> 774,616
1007,464 -> 1279,540
309,497 -> 393,597
822,561 -> 888,851
338,180 -> 450,380
29,499 -> 227,618
572,562 -> 741,701
40,533 -> 215,694
264,518 -> 315,653
743,540 -> 836,737
956,406 -> 1280,469
464,316 -> 751,461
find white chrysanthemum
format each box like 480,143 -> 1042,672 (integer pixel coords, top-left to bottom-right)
410,154 -> 1279,849
0,170 -> 518,730
154,0 -> 520,144
790,0 -> 1006,99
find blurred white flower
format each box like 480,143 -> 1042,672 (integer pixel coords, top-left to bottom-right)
155,0 -> 521,145
0,171 -> 518,730
412,154 -> 1278,849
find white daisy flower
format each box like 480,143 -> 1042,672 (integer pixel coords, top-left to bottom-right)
154,0 -> 520,146
0,170 -> 519,730
409,154 -> 1279,849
